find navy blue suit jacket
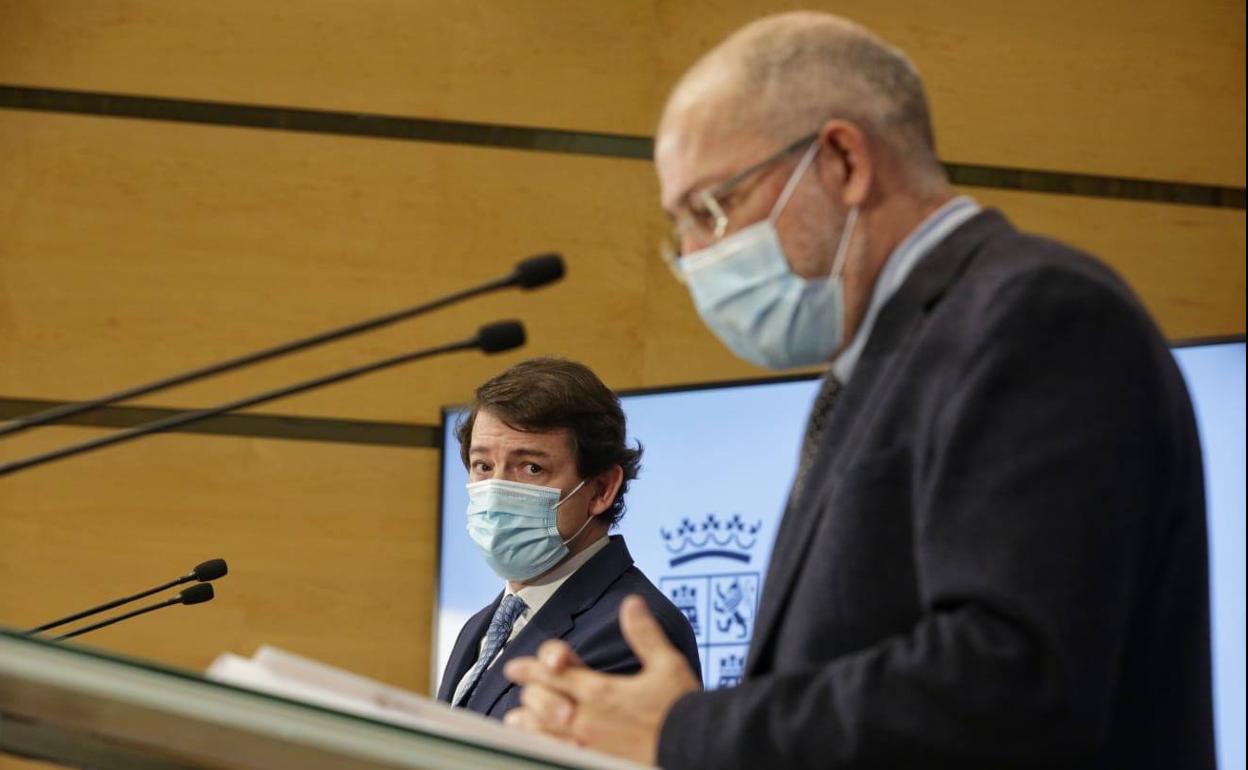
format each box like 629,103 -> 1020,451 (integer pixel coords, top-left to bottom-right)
659,210 -> 1214,769
438,535 -> 701,719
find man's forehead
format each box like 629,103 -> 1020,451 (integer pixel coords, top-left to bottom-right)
656,97 -> 772,211
656,124 -> 770,211
470,410 -> 573,454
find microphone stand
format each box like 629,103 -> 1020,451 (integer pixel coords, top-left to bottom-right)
26,559 -> 228,634
53,584 -> 215,641
0,323 -> 522,478
0,254 -> 560,439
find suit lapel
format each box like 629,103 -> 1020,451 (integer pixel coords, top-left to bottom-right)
436,594 -> 501,703
746,210 -> 1008,676
465,536 -> 634,715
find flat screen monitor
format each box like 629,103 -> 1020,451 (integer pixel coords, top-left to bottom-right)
436,339 -> 1243,768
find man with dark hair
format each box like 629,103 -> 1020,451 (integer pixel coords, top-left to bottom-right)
436,357 -> 700,719
503,11 -> 1213,770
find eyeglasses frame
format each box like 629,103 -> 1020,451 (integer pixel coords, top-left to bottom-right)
661,130 -> 820,278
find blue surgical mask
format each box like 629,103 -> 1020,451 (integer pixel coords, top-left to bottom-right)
680,141 -> 859,370
465,478 -> 590,582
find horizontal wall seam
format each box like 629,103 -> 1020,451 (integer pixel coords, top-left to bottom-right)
0,398 -> 440,448
1,85 -> 1243,209
0,84 -> 653,159
5,334 -> 1241,447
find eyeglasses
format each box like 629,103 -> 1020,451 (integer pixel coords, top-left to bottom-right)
661,131 -> 818,277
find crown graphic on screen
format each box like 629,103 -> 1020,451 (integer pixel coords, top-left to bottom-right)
660,513 -> 762,566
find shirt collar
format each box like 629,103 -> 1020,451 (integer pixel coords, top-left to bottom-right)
831,195 -> 981,384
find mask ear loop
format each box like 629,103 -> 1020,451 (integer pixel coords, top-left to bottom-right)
768,139 -> 822,222
554,479 -> 595,547
772,138 -> 856,286
554,479 -> 588,508
561,512 -> 597,547
828,206 -> 859,283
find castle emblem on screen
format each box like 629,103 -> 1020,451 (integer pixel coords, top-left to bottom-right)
667,583 -> 703,638
659,513 -> 763,690
712,651 -> 747,689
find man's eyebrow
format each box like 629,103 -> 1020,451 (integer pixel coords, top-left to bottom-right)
468,446 -> 553,460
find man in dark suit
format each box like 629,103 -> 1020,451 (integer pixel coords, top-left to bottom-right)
503,11 -> 1214,768
436,357 -> 700,719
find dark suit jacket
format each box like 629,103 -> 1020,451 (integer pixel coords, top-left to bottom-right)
438,534 -> 701,719
659,210 -> 1214,769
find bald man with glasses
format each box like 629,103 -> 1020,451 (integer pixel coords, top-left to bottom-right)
504,11 -> 1214,770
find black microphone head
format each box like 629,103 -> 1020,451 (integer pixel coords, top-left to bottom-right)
179,583 -> 215,605
192,558 -> 228,582
478,321 -> 526,354
512,253 -> 565,289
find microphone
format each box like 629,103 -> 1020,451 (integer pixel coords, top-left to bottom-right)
0,254 -> 564,439
26,558 -> 229,634
478,319 -> 526,352
54,584 -> 216,641
0,322 -> 526,477
510,254 -> 564,289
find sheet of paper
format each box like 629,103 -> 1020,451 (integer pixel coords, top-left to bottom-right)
207,646 -> 653,770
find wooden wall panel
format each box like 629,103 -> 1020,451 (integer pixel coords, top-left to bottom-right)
2,0 -> 1242,184
1,110 -> 1243,417
0,110 -> 657,423
0,425 -> 439,690
0,0 -> 659,136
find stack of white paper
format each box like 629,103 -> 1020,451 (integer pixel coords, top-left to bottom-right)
207,646 -> 651,770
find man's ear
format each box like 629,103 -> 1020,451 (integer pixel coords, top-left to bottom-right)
817,119 -> 874,208
588,465 -> 626,517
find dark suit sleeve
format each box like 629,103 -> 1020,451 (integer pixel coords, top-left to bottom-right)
653,602 -> 703,685
658,266 -> 1193,768
577,593 -> 702,683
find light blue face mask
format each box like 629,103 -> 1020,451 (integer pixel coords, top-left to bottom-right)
680,140 -> 859,370
465,478 -> 590,582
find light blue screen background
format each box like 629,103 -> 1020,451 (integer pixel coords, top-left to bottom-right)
1174,342 -> 1245,770
436,343 -> 1244,768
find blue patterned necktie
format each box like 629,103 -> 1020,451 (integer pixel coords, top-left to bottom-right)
454,594 -> 528,707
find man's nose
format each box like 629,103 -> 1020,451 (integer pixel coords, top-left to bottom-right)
471,466 -> 509,482
494,468 -> 524,483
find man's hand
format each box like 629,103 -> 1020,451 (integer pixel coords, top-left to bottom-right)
503,595 -> 701,764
